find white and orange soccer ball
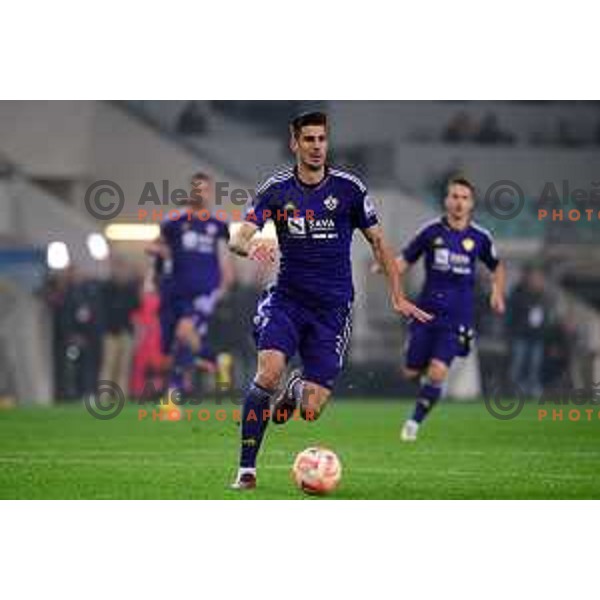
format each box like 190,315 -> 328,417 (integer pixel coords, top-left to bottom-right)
292,447 -> 342,495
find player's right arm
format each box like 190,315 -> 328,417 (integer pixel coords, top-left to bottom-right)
229,179 -> 278,263
228,222 -> 259,257
145,217 -> 174,288
145,236 -> 169,258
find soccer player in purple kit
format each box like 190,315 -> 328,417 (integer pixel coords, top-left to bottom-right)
147,172 -> 234,414
228,112 -> 432,490
396,176 -> 506,441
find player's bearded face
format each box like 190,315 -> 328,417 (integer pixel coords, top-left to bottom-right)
444,184 -> 474,219
190,178 -> 213,206
292,125 -> 328,170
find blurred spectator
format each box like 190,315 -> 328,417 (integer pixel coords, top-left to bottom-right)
506,268 -> 553,397
130,276 -> 164,399
176,101 -> 208,135
46,267 -> 104,400
45,268 -> 72,397
560,313 -> 595,391
442,111 -> 478,143
99,259 -> 140,397
477,112 -> 516,145
443,111 -> 516,145
543,313 -> 594,393
556,118 -> 583,147
543,320 -> 571,390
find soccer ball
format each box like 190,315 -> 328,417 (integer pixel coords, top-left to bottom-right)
292,447 -> 342,495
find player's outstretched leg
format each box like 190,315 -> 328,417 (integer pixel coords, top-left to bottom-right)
401,360 -> 446,442
164,318 -> 200,418
231,350 -> 285,490
230,382 -> 275,490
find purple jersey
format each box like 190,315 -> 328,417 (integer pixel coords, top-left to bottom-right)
402,217 -> 499,327
246,166 -> 379,308
161,211 -> 228,298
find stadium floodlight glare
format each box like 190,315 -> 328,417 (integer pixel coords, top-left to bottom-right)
104,223 -> 160,241
47,241 -> 70,270
86,233 -> 110,261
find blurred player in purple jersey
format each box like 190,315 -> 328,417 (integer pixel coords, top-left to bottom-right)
146,172 -> 234,414
228,112 -> 432,489
394,176 -> 506,441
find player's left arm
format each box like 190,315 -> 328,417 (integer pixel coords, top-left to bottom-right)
217,238 -> 235,299
479,233 -> 506,315
362,225 -> 433,323
489,261 -> 507,315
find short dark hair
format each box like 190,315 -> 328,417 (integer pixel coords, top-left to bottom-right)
446,175 -> 476,198
290,111 -> 328,138
191,171 -> 211,183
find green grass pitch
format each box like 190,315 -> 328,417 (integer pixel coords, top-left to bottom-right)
0,400 -> 598,499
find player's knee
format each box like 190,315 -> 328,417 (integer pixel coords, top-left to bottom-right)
427,361 -> 448,385
255,367 -> 283,391
176,320 -> 195,343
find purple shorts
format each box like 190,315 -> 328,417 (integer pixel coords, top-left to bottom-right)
160,290 -> 219,354
253,288 -> 352,390
405,321 -> 473,371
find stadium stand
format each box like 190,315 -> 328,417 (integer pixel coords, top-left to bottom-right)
1,100 -> 599,403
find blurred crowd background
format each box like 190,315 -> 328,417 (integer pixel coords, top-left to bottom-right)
0,100 -> 599,406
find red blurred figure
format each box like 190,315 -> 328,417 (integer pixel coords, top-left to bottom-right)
130,287 -> 165,398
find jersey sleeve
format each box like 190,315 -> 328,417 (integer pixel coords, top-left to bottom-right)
402,227 -> 430,264
160,218 -> 176,247
351,188 -> 379,230
478,232 -> 500,271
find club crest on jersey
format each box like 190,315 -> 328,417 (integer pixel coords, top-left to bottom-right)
324,195 -> 339,211
206,223 -> 218,236
462,238 -> 475,252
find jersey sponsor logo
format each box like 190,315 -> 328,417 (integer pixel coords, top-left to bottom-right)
433,248 -> 450,270
462,238 -> 475,252
182,230 -> 217,252
433,236 -> 445,248
308,217 -> 338,240
309,218 -> 336,230
433,249 -> 471,274
323,195 -> 339,211
287,216 -> 307,236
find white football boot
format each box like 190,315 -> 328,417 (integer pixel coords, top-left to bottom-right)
401,419 -> 420,442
